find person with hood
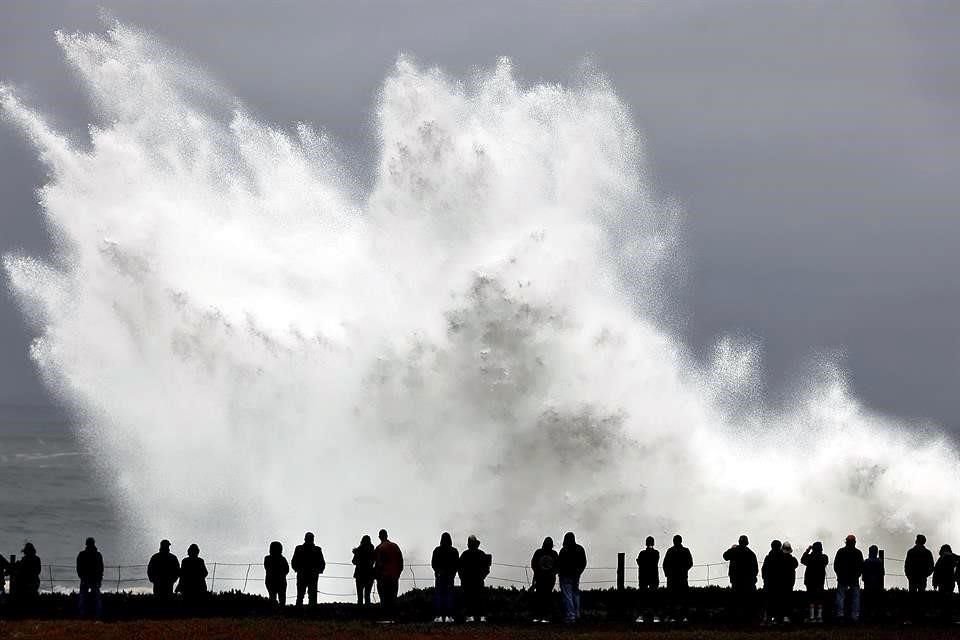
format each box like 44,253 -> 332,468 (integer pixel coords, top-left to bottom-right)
833,534 -> 864,622
662,534 -> 693,623
781,542 -> 798,622
177,543 -> 208,604
147,540 -> 180,600
431,532 -> 459,622
352,535 -> 376,606
636,536 -> 660,623
801,541 -> 828,623
905,534 -> 934,623
724,535 -> 759,623
932,544 -> 956,623
761,540 -> 785,624
291,532 -> 326,607
861,545 -> 885,622
531,537 -> 559,623
458,535 -> 491,622
557,532 -> 587,623
263,541 -> 289,606
374,529 -> 403,620
12,542 -> 41,607
76,537 -> 104,618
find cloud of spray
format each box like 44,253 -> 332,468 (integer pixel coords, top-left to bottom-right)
2,24 -> 959,573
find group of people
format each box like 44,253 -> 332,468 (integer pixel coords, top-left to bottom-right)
2,530 -> 960,624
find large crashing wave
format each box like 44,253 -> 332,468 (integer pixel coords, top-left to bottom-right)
2,24 -> 958,571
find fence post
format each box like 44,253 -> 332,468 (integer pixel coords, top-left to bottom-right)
210,562 -> 217,592
706,563 -> 710,585
243,563 -> 252,592
116,566 -> 122,593
617,553 -> 625,591
48,564 -> 54,592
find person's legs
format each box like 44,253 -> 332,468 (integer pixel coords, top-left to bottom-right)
559,577 -> 575,622
78,582 -> 89,617
363,579 -> 373,605
296,576 -> 306,607
835,584 -> 846,620
535,581 -> 553,621
572,578 -> 581,620
358,578 -> 365,606
309,576 -> 318,606
850,583 -> 861,622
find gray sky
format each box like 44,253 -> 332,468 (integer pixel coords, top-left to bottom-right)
1,0 -> 959,431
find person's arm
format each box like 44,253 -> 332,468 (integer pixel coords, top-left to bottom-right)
318,548 -> 326,574
76,552 -> 83,580
686,550 -> 694,570
96,553 -> 104,583
201,559 -> 209,579
397,546 -> 404,575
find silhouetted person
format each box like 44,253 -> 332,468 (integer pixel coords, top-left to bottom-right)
263,541 -> 289,606
148,540 -> 180,600
291,532 -> 325,607
636,536 -> 660,623
662,534 -> 693,622
177,544 -> 208,603
782,542 -> 798,622
833,534 -> 863,622
0,553 -> 8,596
76,537 -> 104,618
932,544 -> 956,623
531,537 -> 559,623
905,534 -> 934,623
459,535 -> 491,622
762,539 -> 786,624
352,535 -> 375,606
861,545 -> 885,622
11,542 -> 41,607
724,535 -> 759,623
801,541 -> 828,623
374,529 -> 403,620
431,532 -> 458,622
557,532 -> 587,623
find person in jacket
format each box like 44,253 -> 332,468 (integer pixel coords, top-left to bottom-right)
724,535 -> 759,623
458,535 -> 491,622
263,541 -> 289,606
431,532 -> 459,622
531,537 -> 559,623
932,544 -> 956,623
762,540 -> 785,624
636,536 -> 660,623
76,537 -> 104,618
291,532 -> 326,607
905,534 -> 934,623
374,529 -> 403,620
801,541 -> 828,623
781,542 -> 799,622
12,542 -> 41,607
147,540 -> 180,600
352,535 -> 376,606
662,534 -> 693,623
557,532 -> 587,623
861,545 -> 885,622
833,535 -> 864,622
177,543 -> 208,604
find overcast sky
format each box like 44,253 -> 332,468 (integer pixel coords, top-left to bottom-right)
1,1 -> 958,432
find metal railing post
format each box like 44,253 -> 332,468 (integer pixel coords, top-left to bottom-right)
243,563 -> 252,592
210,562 -> 217,592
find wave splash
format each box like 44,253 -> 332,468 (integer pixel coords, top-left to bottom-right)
2,24 -> 958,567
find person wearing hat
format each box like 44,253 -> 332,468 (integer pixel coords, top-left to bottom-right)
833,534 -> 864,622
147,539 -> 181,600
458,535 -> 492,622
76,537 -> 104,618
12,542 -> 42,607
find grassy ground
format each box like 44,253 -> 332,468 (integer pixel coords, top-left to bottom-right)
2,619 -> 960,640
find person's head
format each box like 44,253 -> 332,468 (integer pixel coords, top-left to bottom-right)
187,543 -> 199,558
868,545 -> 879,558
440,532 -> 452,547
812,541 -> 823,554
940,544 -> 952,556
22,542 -> 36,557
467,535 -> 480,550
782,541 -> 793,555
160,539 -> 171,552
85,537 -> 96,549
738,535 -> 749,547
770,539 -> 782,552
360,535 -> 372,547
916,534 -> 926,546
379,529 -> 388,542
304,532 -> 314,544
645,536 -> 655,548
845,534 -> 856,547
270,541 -> 283,555
542,537 -> 554,550
563,532 -> 576,547
673,534 -> 682,547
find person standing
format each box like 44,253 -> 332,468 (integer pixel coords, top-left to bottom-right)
833,535 -> 864,622
761,540 -> 785,624
431,532 -> 458,622
291,532 -> 326,607
458,535 -> 491,622
531,537 -> 559,623
374,529 -> 403,620
800,541 -> 828,623
636,536 -> 660,623
663,534 -> 693,623
147,540 -> 180,600
557,532 -> 587,623
905,534 -> 934,623
861,545 -> 885,622
12,543 -> 42,610
724,535 -> 759,623
263,541 -> 289,607
932,544 -> 956,624
177,544 -> 208,604
352,535 -> 376,606
76,537 -> 104,618
781,542 -> 798,622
